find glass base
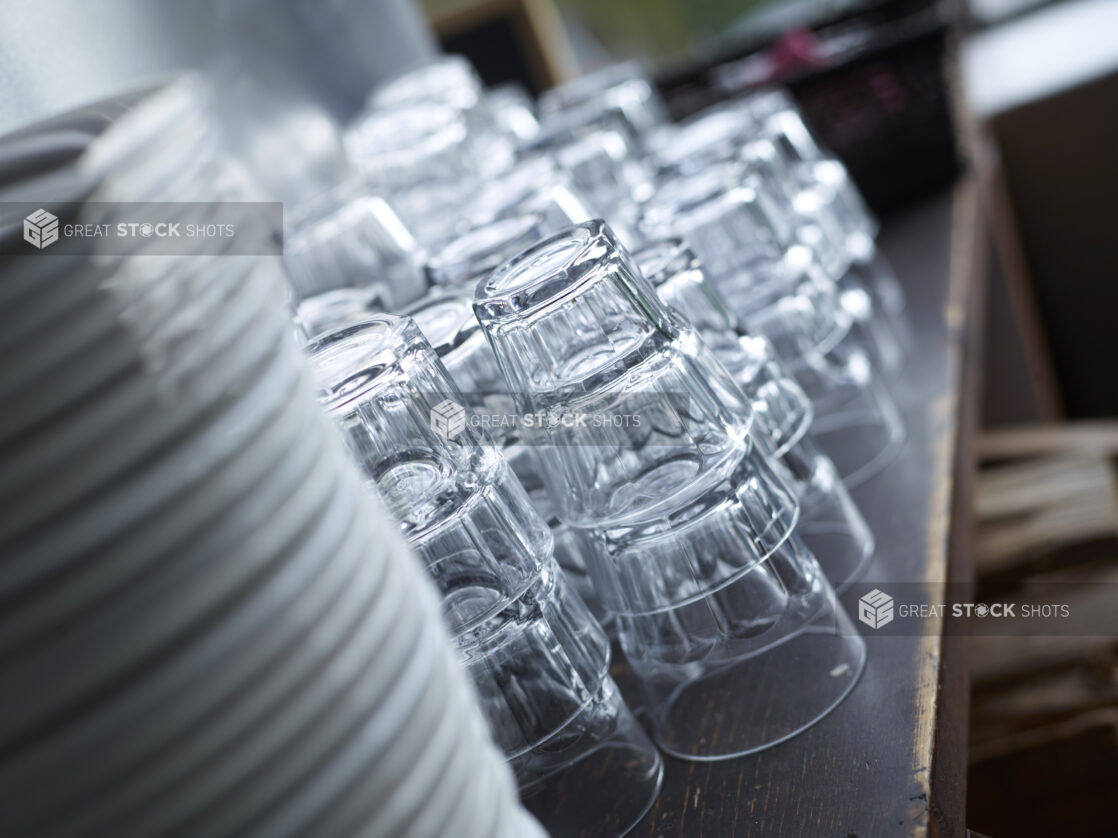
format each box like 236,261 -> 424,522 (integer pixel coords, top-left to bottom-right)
798,467 -> 875,593
640,584 -> 866,762
516,681 -> 663,838
775,436 -> 875,592
812,413 -> 905,490
810,375 -> 905,489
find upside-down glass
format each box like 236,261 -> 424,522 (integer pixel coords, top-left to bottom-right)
644,100 -> 756,178
284,191 -> 425,340
366,54 -> 517,177
483,83 -> 540,145
742,90 -> 909,329
467,157 -> 594,234
738,89 -> 876,234
402,288 -> 604,619
425,214 -> 550,290
640,165 -> 905,487
743,131 -> 908,372
344,102 -> 481,246
529,111 -> 655,248
309,315 -> 662,835
647,98 -> 907,372
474,221 -> 866,759
538,61 -> 669,141
635,238 -> 875,590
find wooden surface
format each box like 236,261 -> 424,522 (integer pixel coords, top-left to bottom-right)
614,182 -> 981,838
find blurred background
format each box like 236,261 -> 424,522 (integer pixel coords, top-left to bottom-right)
2,0 -> 1116,835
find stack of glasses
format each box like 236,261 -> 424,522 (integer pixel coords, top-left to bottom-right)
281,54 -> 913,827
409,217 -> 612,619
632,237 -> 874,590
472,220 -> 866,759
308,316 -> 664,837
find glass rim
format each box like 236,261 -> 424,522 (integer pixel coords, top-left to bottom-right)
346,101 -> 466,167
368,54 -> 480,111
307,313 -> 421,415
425,212 -> 546,288
474,219 -> 600,308
402,289 -> 481,359
641,162 -> 756,233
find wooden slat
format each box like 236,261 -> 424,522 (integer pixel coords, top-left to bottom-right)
977,421 -> 1118,460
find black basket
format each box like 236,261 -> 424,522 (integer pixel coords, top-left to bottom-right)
657,0 -> 961,213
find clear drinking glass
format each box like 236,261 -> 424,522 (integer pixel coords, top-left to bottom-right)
366,54 -> 517,177
344,102 -> 481,246
425,214 -> 550,290
635,238 -> 875,590
368,54 -> 484,113
743,132 -> 907,373
647,94 -> 908,373
528,112 -> 655,247
467,157 -> 594,234
473,221 -> 866,759
740,89 -> 877,236
538,61 -> 669,141
309,315 -> 662,835
644,101 -> 754,178
284,192 -> 425,340
632,237 -> 812,456
403,288 -> 607,621
640,164 -> 905,487
483,83 -> 540,145
744,91 -> 910,339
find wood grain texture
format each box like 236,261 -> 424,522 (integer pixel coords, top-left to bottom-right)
611,185 -> 978,838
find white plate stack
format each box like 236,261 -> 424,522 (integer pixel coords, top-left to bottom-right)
0,78 -> 545,838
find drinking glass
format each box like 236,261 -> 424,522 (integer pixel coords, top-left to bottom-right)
366,55 -> 516,177
635,238 -> 875,589
483,83 -> 540,145
644,101 -> 754,178
467,157 -> 594,235
309,315 -> 663,835
640,165 -> 905,487
538,61 -> 669,141
345,102 -> 481,246
743,91 -> 910,339
740,89 -> 876,236
425,214 -> 550,290
529,112 -> 655,247
402,288 -> 604,619
743,131 -> 908,372
284,192 -> 425,340
473,221 -> 866,759
647,96 -> 908,372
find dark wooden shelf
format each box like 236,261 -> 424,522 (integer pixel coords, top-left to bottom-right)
615,181 -> 983,838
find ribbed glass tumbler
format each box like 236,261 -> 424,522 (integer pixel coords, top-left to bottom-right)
640,165 -> 905,488
400,290 -> 601,616
473,221 -> 866,760
284,192 -> 423,340
309,315 -> 662,836
635,238 -> 875,591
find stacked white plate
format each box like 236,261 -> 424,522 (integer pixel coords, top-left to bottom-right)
0,79 -> 544,838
